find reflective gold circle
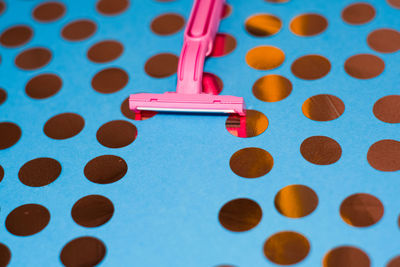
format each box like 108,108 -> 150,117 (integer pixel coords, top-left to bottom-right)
252,74 -> 292,102
210,33 -> 237,57
246,46 -> 285,70
342,3 -> 375,25
225,110 -> 268,138
323,246 -> 370,267
344,54 -> 384,79
367,28 -> 400,53
229,147 -> 273,178
290,13 -> 328,37
367,139 -> 400,172
300,136 -> 342,165
291,55 -> 331,80
302,94 -> 345,121
245,14 -> 282,37
373,95 -> 400,123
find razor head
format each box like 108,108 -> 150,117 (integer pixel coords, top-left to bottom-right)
129,92 -> 245,116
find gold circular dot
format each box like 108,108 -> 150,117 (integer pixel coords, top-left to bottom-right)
290,13 -> 328,37
210,33 -> 237,57
252,74 -> 292,102
302,94 -> 345,121
300,136 -> 342,165
225,110 -> 268,138
367,139 -> 400,172
367,28 -> 400,53
291,55 -> 331,80
246,46 -> 285,70
151,13 -> 185,36
323,246 -> 370,267
342,3 -> 375,25
373,95 -> 400,123
344,54 -> 384,79
229,147 -> 273,178
245,14 -> 282,37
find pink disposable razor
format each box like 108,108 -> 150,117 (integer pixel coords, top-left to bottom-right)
129,0 -> 246,116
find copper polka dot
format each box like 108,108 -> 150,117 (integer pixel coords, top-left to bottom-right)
151,13 -> 185,36
367,139 -> 400,172
0,88 -> 7,105
246,46 -> 285,70
71,195 -> 114,227
230,147 -> 273,178
275,184 -> 318,218
344,54 -> 384,79
373,95 -> 400,123
87,40 -> 124,63
290,13 -> 328,37
387,256 -> 400,267
210,33 -> 236,57
367,28 -> 400,53
252,74 -> 292,102
342,3 -> 375,25
60,237 -> 106,267
302,94 -> 345,121
0,243 -> 11,267
323,246 -> 370,267
0,1 -> 5,15
15,47 -> 52,70
291,55 -> 331,80
202,72 -> 223,95
91,67 -> 128,93
121,97 -> 157,120
0,122 -> 21,150
96,120 -> 137,148
218,198 -> 262,232
225,110 -> 268,138
221,4 -> 232,19
33,2 -> 66,22
44,113 -> 85,140
388,0 -> 400,9
300,136 -> 342,165
25,73 -> 62,99
18,157 -> 61,187
145,53 -> 179,78
84,155 -> 127,184
96,0 -> 129,16
61,19 -> 97,41
0,25 -> 32,48
245,14 -> 282,37
264,231 -> 310,265
5,204 -> 50,236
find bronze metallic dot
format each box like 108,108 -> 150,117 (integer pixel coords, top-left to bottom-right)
71,195 -> 114,227
0,122 -> 21,150
87,40 -> 124,63
221,4 -> 232,19
44,113 -> 85,140
15,47 -> 52,70
373,95 -> 400,123
210,33 -> 237,57
342,3 -> 375,25
0,1 -> 5,15
84,155 -> 127,184
388,0 -> 400,9
229,147 -> 273,178
323,246 -> 370,267
96,120 -> 137,148
91,67 -> 128,93
367,28 -> 400,53
387,256 -> 400,267
246,46 -> 285,70
96,0 -> 129,16
225,109 -> 268,138
33,1 -> 66,22
121,97 -> 157,120
300,136 -> 342,165
0,25 -> 33,47
275,184 -> 318,218
344,54 -> 384,79
290,13 -> 328,37
252,74 -> 292,102
145,53 -> 179,78
218,198 -> 262,232
60,236 -> 106,267
0,243 -> 11,267
5,204 -> 50,236
245,14 -> 282,37
264,231 -> 310,265
202,72 -> 223,95
302,94 -> 345,121
151,13 -> 185,36
25,73 -> 62,99
367,139 -> 400,172
291,55 -> 331,80
0,88 -> 7,105
0,165 -> 3,183
18,157 -> 61,187
61,19 -> 97,41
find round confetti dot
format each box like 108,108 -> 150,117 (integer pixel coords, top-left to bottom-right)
300,136 -> 342,165
71,195 -> 114,227
229,147 -> 273,178
323,246 -> 370,267
367,28 -> 400,53
121,97 -> 157,121
291,55 -> 331,80
264,231 -> 310,265
96,120 -> 137,148
290,13 -> 328,37
87,40 -> 124,63
245,14 -> 282,37
91,67 -> 128,93
0,88 -> 7,105
388,0 -> 400,9
387,256 -> 400,267
25,73 -> 62,99
61,19 -> 97,41
18,157 -> 61,187
5,204 -> 50,236
84,155 -> 127,184
60,237 -> 106,267
0,122 -> 21,150
210,33 -> 237,57
96,0 -> 129,16
0,165 -> 3,182
145,53 -> 179,78
15,47 -> 52,70
252,74 -> 292,102
246,46 -> 285,70
275,184 -> 318,218
342,3 -> 375,25
202,72 -> 223,95
0,243 -> 11,267
218,198 -> 262,232
151,13 -> 185,36
33,1 -> 66,22
225,110 -> 268,138
367,139 -> 400,172
344,54 -> 384,79
302,94 -> 345,122
373,95 -> 400,123
221,4 -> 232,19
0,25 -> 33,48
44,113 -> 85,140
0,1 -> 5,15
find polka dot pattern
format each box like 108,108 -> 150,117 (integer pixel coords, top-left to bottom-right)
275,184 -> 318,218
60,237 -> 106,267
0,88 -> 6,105
151,13 -> 185,36
302,94 -> 345,121
145,53 -> 179,78
290,13 -> 328,36
25,74 -> 62,99
15,47 -> 52,70
229,147 -> 273,178
210,33 -> 236,57
84,155 -> 128,184
300,136 -> 342,165
367,139 -> 400,171
87,40 -> 124,63
245,14 -> 282,37
43,113 -> 85,140
373,95 -> 400,123
6,204 -> 50,236
0,25 -> 33,47
342,3 -> 375,25
96,0 -> 129,16
246,46 -> 285,70
344,54 -> 384,79
252,75 -> 292,102
291,55 -> 331,80
33,2 -> 66,22
0,243 -> 11,267
61,20 -> 97,41
92,67 -> 129,93
225,110 -> 268,138
71,195 -> 114,227
323,246 -> 370,267
18,157 -> 62,187
121,97 -> 157,120
96,120 -> 137,148
367,28 -> 400,53
0,122 -> 21,150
